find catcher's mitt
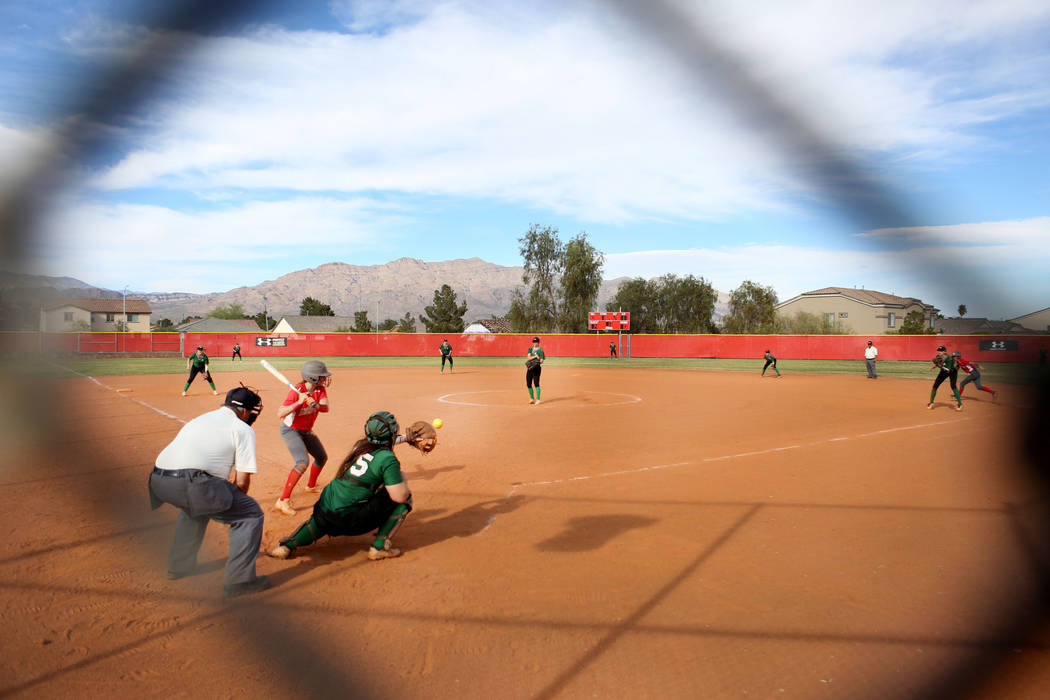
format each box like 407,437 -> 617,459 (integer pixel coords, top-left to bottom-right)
405,421 -> 438,455
525,357 -> 541,369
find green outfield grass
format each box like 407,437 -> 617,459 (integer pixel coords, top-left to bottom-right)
31,354 -> 1040,385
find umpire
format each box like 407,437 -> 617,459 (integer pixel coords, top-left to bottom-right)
149,386 -> 270,597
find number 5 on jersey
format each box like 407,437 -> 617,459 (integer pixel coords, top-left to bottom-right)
350,453 -> 374,477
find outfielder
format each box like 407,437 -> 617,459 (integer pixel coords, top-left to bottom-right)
526,336 -> 545,404
183,345 -> 218,396
231,343 -> 242,361
439,338 -> 454,373
267,411 -> 437,561
273,360 -> 332,516
928,346 -> 962,411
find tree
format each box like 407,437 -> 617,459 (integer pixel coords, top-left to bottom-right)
558,232 -> 605,332
776,311 -> 853,334
378,318 -> 398,332
420,284 -> 468,333
114,320 -> 129,332
251,311 -> 276,331
958,304 -> 967,317
722,280 -> 779,334
300,297 -> 334,316
352,310 -> 372,333
514,224 -> 564,331
899,309 -> 934,334
397,312 -> 417,333
652,274 -> 718,333
152,318 -> 175,331
207,303 -> 248,319
607,278 -> 659,333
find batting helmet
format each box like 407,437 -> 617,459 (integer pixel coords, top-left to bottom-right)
225,384 -> 263,426
301,360 -> 332,385
365,411 -> 399,446
952,350 -> 962,358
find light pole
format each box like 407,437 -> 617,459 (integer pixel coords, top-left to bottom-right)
263,295 -> 269,332
122,285 -> 128,332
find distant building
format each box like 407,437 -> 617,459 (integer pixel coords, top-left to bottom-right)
40,298 -> 152,332
932,317 -> 1030,335
464,318 -> 513,334
175,317 -> 262,332
271,316 -> 356,333
775,287 -> 938,335
1011,307 -> 1050,332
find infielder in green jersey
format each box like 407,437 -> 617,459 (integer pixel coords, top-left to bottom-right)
183,345 -> 218,396
928,346 -> 962,411
526,336 -> 545,404
761,349 -> 781,377
268,411 -> 437,561
439,338 -> 454,373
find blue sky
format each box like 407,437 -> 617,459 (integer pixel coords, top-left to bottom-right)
2,0 -> 1049,318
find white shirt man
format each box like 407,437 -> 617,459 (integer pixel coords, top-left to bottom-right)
149,388 -> 270,598
864,341 -> 879,378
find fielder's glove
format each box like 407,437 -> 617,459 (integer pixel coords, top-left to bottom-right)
525,358 -> 541,369
405,421 -> 438,455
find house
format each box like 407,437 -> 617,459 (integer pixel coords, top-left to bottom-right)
1011,307 -> 1050,332
464,318 -> 513,334
175,318 -> 262,332
775,287 -> 938,335
271,316 -> 357,333
932,317 -> 1030,335
40,298 -> 152,332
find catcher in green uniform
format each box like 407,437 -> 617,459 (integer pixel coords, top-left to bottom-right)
267,411 -> 437,561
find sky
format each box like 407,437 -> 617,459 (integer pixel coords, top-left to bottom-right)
1,0 -> 1049,318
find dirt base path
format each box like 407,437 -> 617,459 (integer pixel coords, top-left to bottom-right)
1,365 -> 1046,698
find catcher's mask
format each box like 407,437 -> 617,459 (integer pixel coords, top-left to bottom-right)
225,384 -> 263,426
365,411 -> 399,446
302,359 -> 332,386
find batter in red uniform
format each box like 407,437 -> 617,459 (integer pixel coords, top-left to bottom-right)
274,360 -> 332,516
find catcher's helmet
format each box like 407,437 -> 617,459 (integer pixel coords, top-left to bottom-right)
365,411 -> 399,445
301,359 -> 332,385
225,385 -> 263,426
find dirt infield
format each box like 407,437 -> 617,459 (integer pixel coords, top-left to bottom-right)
2,364 -> 1048,698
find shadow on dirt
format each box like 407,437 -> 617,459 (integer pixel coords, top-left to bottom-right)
536,514 -> 659,552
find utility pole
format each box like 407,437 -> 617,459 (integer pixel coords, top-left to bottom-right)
122,285 -> 128,332
263,295 -> 270,332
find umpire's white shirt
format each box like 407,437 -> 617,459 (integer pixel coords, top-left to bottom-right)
865,346 -> 878,360
155,406 -> 257,479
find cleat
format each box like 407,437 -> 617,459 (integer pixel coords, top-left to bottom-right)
212,390 -> 219,396
529,399 -> 535,404
181,391 -> 187,397
223,575 -> 271,598
993,391 -> 998,401
534,399 -> 542,405
303,485 -> 321,493
273,498 -> 296,516
927,403 -> 934,409
267,545 -> 291,559
956,405 -> 963,412
368,544 -> 402,561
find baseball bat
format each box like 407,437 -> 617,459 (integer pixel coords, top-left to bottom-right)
259,360 -> 307,399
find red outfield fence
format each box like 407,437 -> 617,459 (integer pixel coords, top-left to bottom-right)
5,331 -> 1047,363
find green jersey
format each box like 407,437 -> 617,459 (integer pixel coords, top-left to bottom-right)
233,344 -> 240,351
321,448 -> 403,512
439,342 -> 452,356
527,346 -> 546,361
764,352 -> 775,362
188,352 -> 209,370
942,355 -> 957,372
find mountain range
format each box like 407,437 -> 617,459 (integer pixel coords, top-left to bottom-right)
1,258 -> 729,323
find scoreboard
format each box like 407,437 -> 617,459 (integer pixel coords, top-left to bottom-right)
588,311 -> 630,331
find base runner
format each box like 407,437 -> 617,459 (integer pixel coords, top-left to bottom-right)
267,412 -> 437,561
273,360 -> 332,516
957,354 -> 997,400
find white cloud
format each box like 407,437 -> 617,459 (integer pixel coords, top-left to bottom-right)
604,217 -> 1050,318
72,1 -> 1050,222
29,196 -> 411,292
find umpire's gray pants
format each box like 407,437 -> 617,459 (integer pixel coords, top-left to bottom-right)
149,469 -> 263,586
865,359 -> 877,378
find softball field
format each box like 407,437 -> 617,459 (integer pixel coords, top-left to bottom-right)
1,363 -> 1047,698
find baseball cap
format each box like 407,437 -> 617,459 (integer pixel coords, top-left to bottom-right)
196,345 -> 204,350
532,336 -> 540,342
867,340 -> 873,345
225,385 -> 263,425
937,345 -> 946,352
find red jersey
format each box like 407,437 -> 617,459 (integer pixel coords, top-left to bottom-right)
957,356 -> 976,374
281,383 -> 328,430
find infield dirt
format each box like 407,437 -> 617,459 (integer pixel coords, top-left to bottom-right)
1,365 -> 1047,698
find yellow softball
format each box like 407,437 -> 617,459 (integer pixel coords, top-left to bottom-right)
432,418 -> 443,429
